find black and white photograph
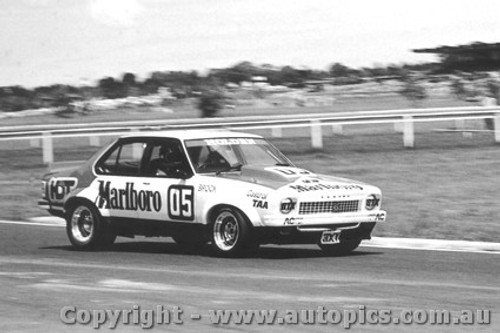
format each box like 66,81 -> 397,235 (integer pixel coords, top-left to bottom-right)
0,0 -> 498,331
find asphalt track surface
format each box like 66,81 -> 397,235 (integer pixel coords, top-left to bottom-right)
0,221 -> 498,332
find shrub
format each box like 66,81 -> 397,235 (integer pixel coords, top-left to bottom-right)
399,78 -> 427,107
197,90 -> 225,118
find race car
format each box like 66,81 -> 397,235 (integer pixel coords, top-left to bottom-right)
39,130 -> 386,257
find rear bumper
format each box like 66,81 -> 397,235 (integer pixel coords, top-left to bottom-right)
38,200 -> 51,210
38,200 -> 65,218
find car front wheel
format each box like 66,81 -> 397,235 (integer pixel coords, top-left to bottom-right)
210,207 -> 254,257
66,203 -> 116,250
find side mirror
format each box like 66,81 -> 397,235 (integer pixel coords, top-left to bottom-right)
172,168 -> 193,180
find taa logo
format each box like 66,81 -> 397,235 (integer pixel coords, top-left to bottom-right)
168,185 -> 194,220
252,199 -> 268,209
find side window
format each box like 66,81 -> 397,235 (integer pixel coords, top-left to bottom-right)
187,145 -> 231,173
96,141 -> 146,176
187,145 -> 209,170
149,145 -> 163,162
146,140 -> 191,178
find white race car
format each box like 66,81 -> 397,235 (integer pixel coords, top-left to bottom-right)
39,130 -> 386,257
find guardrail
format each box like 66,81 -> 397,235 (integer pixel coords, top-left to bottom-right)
1,106 -> 499,164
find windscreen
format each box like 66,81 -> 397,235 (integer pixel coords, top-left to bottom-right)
185,137 -> 293,174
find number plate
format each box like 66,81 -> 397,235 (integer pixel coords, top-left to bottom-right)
321,230 -> 341,244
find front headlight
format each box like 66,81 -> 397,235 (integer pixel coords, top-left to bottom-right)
365,194 -> 381,210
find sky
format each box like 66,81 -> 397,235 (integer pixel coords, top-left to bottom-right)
1,0 -> 500,87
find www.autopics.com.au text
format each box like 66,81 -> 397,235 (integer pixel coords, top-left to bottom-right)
59,305 -> 491,329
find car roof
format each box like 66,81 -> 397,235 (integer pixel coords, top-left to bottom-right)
121,129 -> 263,141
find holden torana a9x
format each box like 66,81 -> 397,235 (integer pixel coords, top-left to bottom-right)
39,130 -> 386,257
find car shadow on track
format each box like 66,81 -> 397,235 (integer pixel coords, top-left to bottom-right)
256,247 -> 382,259
41,242 -> 184,254
40,241 -> 383,259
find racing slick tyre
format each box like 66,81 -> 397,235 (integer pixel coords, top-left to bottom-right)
209,207 -> 255,257
66,203 -> 116,250
318,239 -> 361,256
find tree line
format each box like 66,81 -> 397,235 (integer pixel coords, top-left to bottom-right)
0,61 -> 434,113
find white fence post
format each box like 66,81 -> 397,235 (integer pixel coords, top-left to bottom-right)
42,131 -> 54,164
494,114 -> 500,143
311,120 -> 323,149
403,115 -> 414,148
331,124 -> 343,135
89,135 -> 100,146
271,127 -> 282,138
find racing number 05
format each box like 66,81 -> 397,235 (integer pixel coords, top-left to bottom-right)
168,185 -> 194,220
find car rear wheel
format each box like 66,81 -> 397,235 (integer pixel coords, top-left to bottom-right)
210,207 -> 254,257
66,203 -> 116,250
318,239 -> 361,256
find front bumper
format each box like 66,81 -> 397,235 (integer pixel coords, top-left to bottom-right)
253,222 -> 377,245
260,210 -> 387,227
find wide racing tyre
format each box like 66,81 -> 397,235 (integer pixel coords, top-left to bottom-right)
209,207 -> 255,257
318,239 -> 361,256
66,203 -> 116,250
